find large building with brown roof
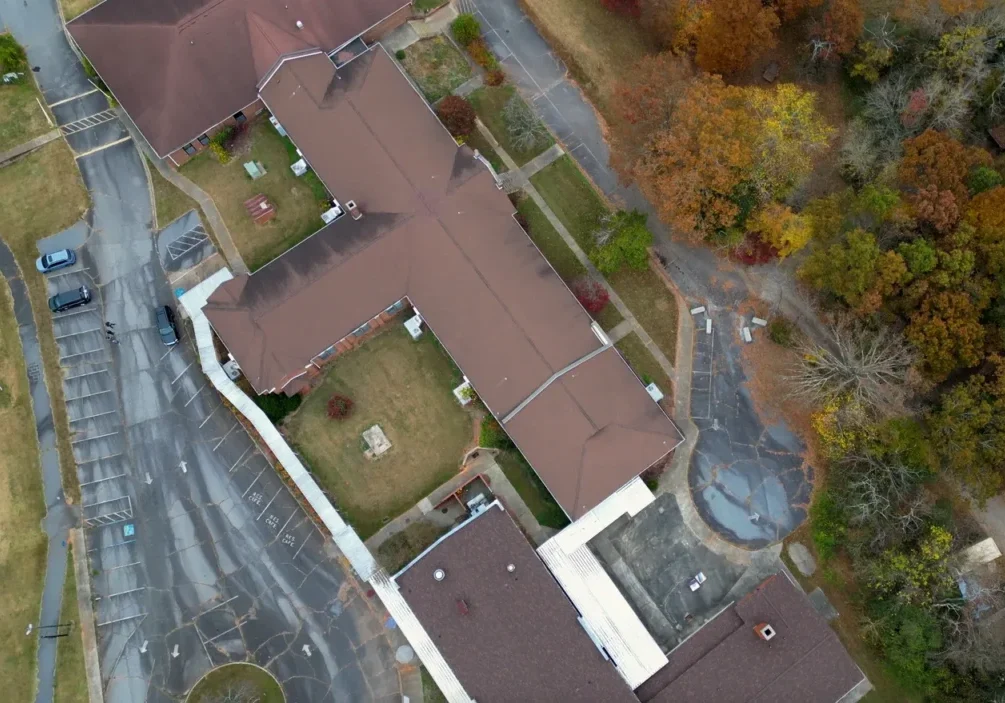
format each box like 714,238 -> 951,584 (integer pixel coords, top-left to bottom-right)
67,0 -> 409,165
202,47 -> 683,519
396,500 -> 638,702
635,574 -> 868,703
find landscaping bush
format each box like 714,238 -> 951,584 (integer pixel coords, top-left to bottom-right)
501,94 -> 548,152
514,212 -> 529,230
209,142 -> 231,165
589,209 -> 652,275
0,33 -> 28,74
485,69 -> 506,86
479,418 -> 513,449
436,95 -> 476,137
809,489 -> 845,562
466,38 -> 499,72
254,393 -> 302,424
640,458 -> 668,491
767,317 -> 796,347
395,49 -> 406,61
450,13 -> 481,46
572,277 -> 610,315
326,394 -> 354,420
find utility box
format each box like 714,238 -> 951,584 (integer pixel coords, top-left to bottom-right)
404,313 -> 423,340
290,158 -> 308,177
645,382 -> 664,403
269,115 -> 287,137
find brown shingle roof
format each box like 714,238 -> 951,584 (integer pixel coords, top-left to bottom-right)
637,575 -> 866,703
67,0 -> 407,156
396,502 -> 638,703
203,48 -> 683,518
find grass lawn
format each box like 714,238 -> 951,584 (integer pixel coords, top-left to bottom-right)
421,668 -> 448,703
188,663 -> 284,703
59,0 -> 101,20
0,140 -> 89,505
180,119 -> 327,271
520,0 -> 652,121
414,0 -> 445,13
496,449 -> 569,530
375,521 -> 449,574
515,195 -> 623,331
468,85 -> 554,166
0,276 -> 49,703
287,327 -> 475,538
53,549 -> 87,703
609,267 -> 678,362
402,36 -> 472,103
147,158 -> 198,229
616,332 -> 672,398
464,128 -> 507,174
0,81 -> 52,154
531,155 -> 678,361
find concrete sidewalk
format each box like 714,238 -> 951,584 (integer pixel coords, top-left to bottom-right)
0,129 -> 61,167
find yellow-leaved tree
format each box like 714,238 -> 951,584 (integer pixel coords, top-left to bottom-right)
749,203 -> 812,257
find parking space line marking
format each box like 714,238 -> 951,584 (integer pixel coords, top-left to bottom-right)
277,511 -> 297,537
52,307 -> 97,320
47,88 -> 99,107
103,587 -> 146,599
103,561 -> 141,573
54,327 -> 102,340
77,452 -> 122,465
292,529 -> 316,559
82,495 -> 130,510
79,472 -> 128,487
65,389 -> 113,402
257,489 -> 281,520
71,430 -> 119,444
73,136 -> 132,159
88,539 -> 135,553
70,409 -> 119,423
242,467 -> 266,497
229,446 -> 251,473
97,612 -> 147,627
199,405 -> 219,429
184,383 -> 206,407
197,595 -> 238,616
213,422 -> 237,451
204,622 -> 242,643
171,361 -> 194,385
59,348 -> 105,361
65,368 -> 109,381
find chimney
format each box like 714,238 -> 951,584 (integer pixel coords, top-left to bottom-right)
296,20 -> 304,29
754,623 -> 776,641
346,200 -> 362,221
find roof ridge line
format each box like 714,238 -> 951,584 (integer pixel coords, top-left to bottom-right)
501,341 -> 611,425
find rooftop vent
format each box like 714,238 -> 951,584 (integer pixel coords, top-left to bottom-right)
346,199 -> 363,221
433,568 -> 446,582
456,599 -> 469,615
296,20 -> 304,29
754,623 -> 776,641
506,564 -> 516,573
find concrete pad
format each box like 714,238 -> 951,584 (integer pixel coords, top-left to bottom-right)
808,587 -> 839,620
37,219 -> 89,255
788,542 -> 817,577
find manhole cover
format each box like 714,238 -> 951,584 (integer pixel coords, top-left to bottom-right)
395,645 -> 414,664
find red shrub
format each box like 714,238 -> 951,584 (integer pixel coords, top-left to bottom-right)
467,38 -> 498,71
436,95 -> 476,137
600,0 -> 640,16
572,278 -> 611,315
485,69 -> 506,86
730,232 -> 779,265
326,394 -> 354,420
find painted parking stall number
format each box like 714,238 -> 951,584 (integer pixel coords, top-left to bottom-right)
265,514 -> 279,530
248,491 -> 264,507
282,533 -> 296,547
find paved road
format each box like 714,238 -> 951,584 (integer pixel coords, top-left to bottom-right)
0,242 -> 77,703
0,1 -> 404,701
466,0 -> 812,547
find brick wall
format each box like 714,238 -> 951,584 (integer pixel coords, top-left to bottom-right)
166,98 -> 266,167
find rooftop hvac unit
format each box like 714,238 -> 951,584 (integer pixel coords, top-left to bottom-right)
404,313 -> 423,340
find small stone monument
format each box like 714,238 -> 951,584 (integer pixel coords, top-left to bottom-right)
362,424 -> 392,459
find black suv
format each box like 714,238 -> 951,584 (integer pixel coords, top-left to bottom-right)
156,305 -> 178,346
48,286 -> 91,313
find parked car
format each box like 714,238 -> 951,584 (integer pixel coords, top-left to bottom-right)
48,286 -> 91,312
156,305 -> 178,346
35,249 -> 76,273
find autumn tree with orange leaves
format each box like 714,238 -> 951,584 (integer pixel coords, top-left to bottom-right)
694,0 -> 780,74
898,129 -> 990,228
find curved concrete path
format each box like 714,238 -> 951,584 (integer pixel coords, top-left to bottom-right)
0,241 -> 76,703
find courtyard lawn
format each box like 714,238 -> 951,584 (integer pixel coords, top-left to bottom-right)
147,158 -> 198,228
468,85 -> 554,166
0,141 -> 89,505
59,0 -> 101,20
375,521 -> 450,574
515,195 -> 623,332
0,80 -> 53,153
402,36 -> 472,103
287,327 -> 475,538
180,119 -> 328,271
530,155 -> 678,362
464,128 -> 507,174
188,664 -> 284,703
0,277 -> 49,703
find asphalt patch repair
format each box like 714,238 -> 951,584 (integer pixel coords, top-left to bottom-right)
687,308 -> 813,548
